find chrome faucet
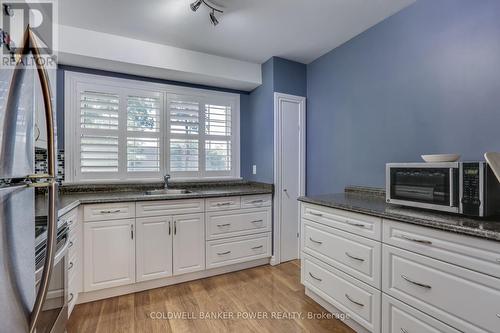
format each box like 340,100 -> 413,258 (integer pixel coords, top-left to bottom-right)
163,174 -> 171,189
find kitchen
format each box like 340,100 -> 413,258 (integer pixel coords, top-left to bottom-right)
1,0 -> 500,332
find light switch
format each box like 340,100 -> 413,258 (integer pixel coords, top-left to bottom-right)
252,165 -> 257,175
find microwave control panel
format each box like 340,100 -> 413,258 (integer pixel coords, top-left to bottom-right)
461,162 -> 482,216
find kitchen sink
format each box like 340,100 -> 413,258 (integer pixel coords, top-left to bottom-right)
145,189 -> 192,195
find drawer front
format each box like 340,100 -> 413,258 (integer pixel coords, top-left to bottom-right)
136,199 -> 204,217
61,209 -> 78,230
206,233 -> 271,269
301,203 -> 382,241
83,202 -> 135,222
382,294 -> 460,333
383,245 -> 500,333
206,207 -> 271,240
205,196 -> 241,212
302,254 -> 381,333
383,219 -> 500,278
241,194 -> 272,209
303,220 -> 381,288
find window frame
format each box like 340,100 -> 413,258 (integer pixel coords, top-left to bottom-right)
64,71 -> 240,184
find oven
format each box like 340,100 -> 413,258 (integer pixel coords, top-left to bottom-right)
34,218 -> 69,333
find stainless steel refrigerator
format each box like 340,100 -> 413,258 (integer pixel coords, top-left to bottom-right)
0,28 -> 59,333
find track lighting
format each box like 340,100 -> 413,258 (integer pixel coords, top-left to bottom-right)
190,0 -> 202,12
190,0 -> 223,26
209,9 -> 219,26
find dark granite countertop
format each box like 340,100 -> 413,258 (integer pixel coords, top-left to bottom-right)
35,181 -> 273,218
298,190 -> 500,242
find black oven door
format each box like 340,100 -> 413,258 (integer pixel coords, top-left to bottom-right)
35,233 -> 68,333
388,166 -> 459,211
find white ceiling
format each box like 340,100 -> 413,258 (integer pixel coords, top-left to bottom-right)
59,0 -> 415,65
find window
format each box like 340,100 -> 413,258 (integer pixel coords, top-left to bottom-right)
65,72 -> 240,183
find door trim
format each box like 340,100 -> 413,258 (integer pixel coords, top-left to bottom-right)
271,92 -> 306,266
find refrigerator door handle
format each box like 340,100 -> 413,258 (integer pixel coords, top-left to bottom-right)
9,27 -> 58,333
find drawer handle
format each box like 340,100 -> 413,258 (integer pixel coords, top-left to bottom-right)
251,245 -> 263,250
309,211 -> 323,217
345,252 -> 365,262
401,274 -> 432,289
251,219 -> 263,223
308,272 -> 322,281
68,262 -> 74,271
250,200 -> 264,204
401,329 -> 408,333
309,237 -> 323,245
345,293 -> 364,307
345,220 -> 366,228
100,209 -> 121,214
68,241 -> 74,248
496,313 -> 500,319
399,234 -> 432,245
217,223 -> 231,227
68,293 -> 74,303
216,202 -> 232,207
217,251 -> 231,255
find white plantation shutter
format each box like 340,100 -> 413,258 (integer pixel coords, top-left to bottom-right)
205,103 -> 232,172
79,91 -> 120,175
66,72 -> 239,182
168,95 -> 201,175
126,95 -> 162,173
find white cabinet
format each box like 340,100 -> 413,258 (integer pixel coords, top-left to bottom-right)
173,213 -> 205,275
84,219 -> 135,291
136,216 -> 173,282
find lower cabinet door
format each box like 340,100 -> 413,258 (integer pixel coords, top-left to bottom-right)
84,219 -> 136,291
382,294 -> 460,333
173,213 -> 205,275
136,216 -> 173,282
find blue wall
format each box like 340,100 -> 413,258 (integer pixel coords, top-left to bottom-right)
241,57 -> 307,183
306,0 -> 500,195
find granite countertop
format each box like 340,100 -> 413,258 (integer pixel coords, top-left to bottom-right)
35,181 -> 273,218
298,189 -> 500,242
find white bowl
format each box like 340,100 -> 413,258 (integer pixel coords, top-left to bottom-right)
421,154 -> 461,163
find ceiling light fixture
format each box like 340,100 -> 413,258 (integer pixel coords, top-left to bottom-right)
189,0 -> 223,26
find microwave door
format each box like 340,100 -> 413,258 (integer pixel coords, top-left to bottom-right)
0,185 -> 36,332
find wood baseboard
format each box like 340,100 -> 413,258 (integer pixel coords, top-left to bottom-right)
76,258 -> 270,304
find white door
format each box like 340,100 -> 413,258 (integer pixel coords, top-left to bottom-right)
275,93 -> 306,263
173,213 -> 205,275
136,216 -> 173,282
84,219 -> 135,291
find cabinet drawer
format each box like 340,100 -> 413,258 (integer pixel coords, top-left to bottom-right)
301,203 -> 381,241
205,196 -> 241,212
83,202 -> 135,222
383,245 -> 500,333
241,195 -> 272,209
206,207 -> 271,240
302,254 -> 381,333
383,219 -> 500,278
206,233 -> 271,269
382,294 -> 460,333
303,220 -> 381,288
61,209 -> 78,230
136,199 -> 204,217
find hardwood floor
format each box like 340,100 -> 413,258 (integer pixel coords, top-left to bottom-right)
67,260 -> 354,333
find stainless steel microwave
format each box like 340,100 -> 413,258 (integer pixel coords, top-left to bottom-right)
386,162 -> 500,217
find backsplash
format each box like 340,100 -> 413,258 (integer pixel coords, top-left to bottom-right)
35,147 -> 65,184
